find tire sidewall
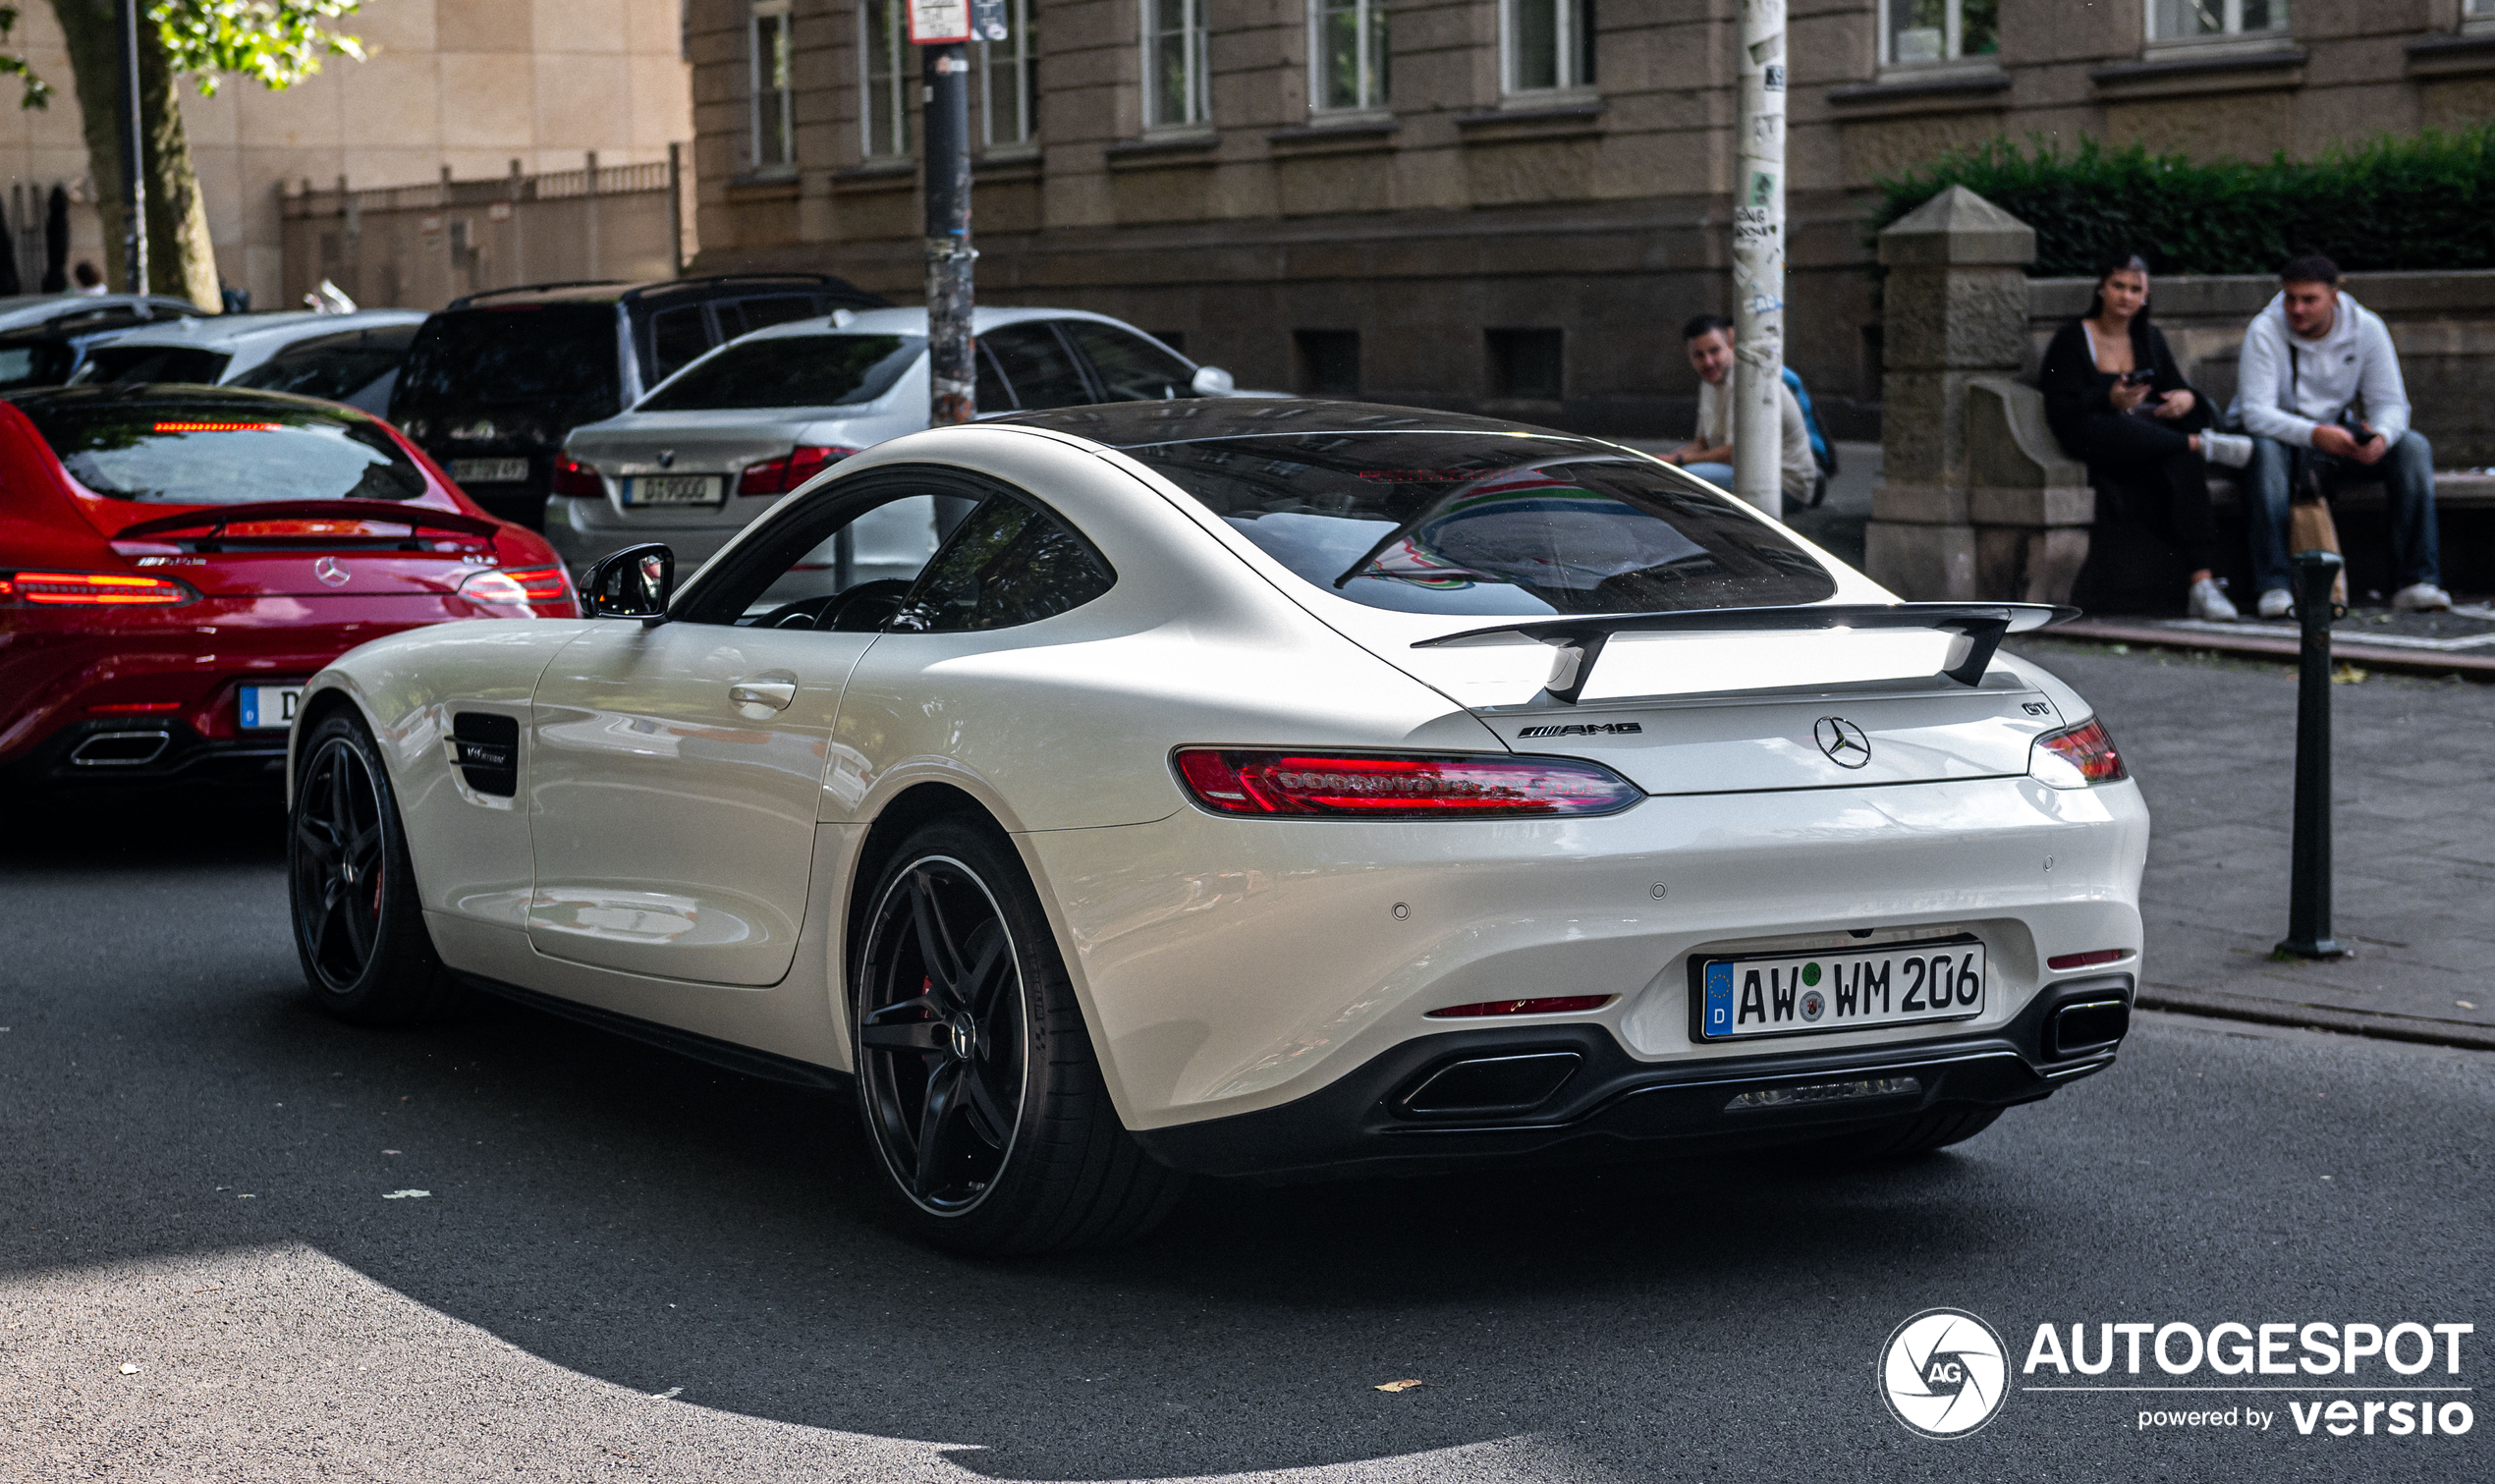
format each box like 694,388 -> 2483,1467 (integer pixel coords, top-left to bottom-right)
288,711 -> 433,1020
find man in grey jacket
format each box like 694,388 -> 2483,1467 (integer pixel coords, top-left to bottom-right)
2232,255 -> 2449,618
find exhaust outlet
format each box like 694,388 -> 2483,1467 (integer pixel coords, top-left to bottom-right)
70,730 -> 173,767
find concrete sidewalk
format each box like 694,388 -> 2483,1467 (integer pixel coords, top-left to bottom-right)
2010,637 -> 2495,1049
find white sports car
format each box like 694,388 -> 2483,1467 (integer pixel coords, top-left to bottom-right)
286,400 -> 2147,1253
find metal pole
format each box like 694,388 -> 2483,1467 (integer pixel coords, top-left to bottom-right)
118,0 -> 146,294
667,141 -> 686,278
922,41 -> 974,424
1731,0 -> 1787,519
2275,548 -> 2346,960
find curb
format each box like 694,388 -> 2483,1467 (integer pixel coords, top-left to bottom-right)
2136,985 -> 2495,1052
2049,618 -> 2495,681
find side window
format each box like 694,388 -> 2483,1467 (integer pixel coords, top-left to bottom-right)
739,295 -> 820,332
901,495 -> 1115,632
981,322 -> 1094,410
687,491 -> 950,628
1063,320 -> 1194,401
650,305 -> 712,384
974,342 -> 1016,412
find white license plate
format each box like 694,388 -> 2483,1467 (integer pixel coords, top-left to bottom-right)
1697,939 -> 1985,1041
239,685 -> 303,731
622,475 -> 723,507
451,458 -> 530,484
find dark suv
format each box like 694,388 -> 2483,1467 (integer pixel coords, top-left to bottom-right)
389,274 -> 889,528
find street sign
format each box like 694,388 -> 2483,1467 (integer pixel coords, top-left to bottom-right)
970,0 -> 1009,40
908,0 -> 971,43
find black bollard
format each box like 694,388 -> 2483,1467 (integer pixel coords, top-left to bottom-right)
2275,548 -> 2347,960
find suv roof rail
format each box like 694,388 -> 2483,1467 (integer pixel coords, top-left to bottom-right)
620,272 -> 860,300
446,280 -> 629,309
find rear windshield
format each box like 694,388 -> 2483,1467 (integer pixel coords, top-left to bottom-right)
1122,432 -> 1836,617
230,326 -> 416,402
24,399 -> 428,504
74,345 -> 233,386
639,333 -> 920,412
389,304 -> 621,426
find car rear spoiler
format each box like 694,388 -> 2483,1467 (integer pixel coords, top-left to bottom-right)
1413,602 -> 2078,704
112,500 -> 505,549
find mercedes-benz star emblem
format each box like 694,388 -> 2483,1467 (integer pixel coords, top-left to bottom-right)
1814,716 -> 1871,768
313,555 -> 350,588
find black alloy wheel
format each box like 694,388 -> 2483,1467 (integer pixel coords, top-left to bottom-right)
287,712 -> 458,1023
851,819 -> 1185,1253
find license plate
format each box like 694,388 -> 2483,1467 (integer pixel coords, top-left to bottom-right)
451,458 -> 530,484
1696,938 -> 1985,1041
239,685 -> 303,731
622,474 -> 723,507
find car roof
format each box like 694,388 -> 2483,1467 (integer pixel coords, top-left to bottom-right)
85,307 -> 427,353
733,304 -> 1180,346
0,294 -> 202,333
443,274 -> 886,311
989,398 -> 1596,448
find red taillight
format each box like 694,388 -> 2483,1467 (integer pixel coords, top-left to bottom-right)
550,456 -> 602,497
1427,995 -> 1616,1018
457,565 -> 574,610
2047,949 -> 2131,971
1,570 -> 198,606
736,445 -> 857,497
1173,748 -> 1641,819
2034,717 -> 2126,785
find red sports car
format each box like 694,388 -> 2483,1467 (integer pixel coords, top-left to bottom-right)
1,384 -> 576,785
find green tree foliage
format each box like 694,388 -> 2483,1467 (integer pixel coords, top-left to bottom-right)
150,0 -> 361,95
1867,129 -> 2495,278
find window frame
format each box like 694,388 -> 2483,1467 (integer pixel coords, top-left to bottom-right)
1141,0 -> 1213,134
2470,0 -> 2495,37
979,0 -> 1038,150
2143,0 -> 2292,52
860,0 -> 913,160
1499,0 -> 1594,101
1878,0 -> 2002,75
749,0 -> 797,175
1308,0 -> 1390,118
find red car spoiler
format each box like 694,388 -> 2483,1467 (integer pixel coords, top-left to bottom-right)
109,499 -> 506,548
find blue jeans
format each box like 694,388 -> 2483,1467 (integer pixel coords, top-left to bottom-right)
1684,461 -> 1735,488
2243,430 -> 2442,595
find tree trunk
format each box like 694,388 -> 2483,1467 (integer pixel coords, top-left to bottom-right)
47,0 -> 221,309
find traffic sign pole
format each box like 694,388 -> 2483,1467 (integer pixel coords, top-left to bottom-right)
914,0 -> 992,425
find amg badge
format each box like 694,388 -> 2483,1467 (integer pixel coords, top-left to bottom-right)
1517,722 -> 1643,740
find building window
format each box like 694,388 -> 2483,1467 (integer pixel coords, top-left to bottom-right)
2470,0 -> 2495,33
980,0 -> 1038,147
1504,0 -> 1594,97
1145,0 -> 1211,131
861,0 -> 911,159
2148,0 -> 2290,44
750,0 -> 795,171
1295,330 -> 1360,396
1485,328 -> 1564,401
1312,0 -> 1389,114
1883,0 -> 1998,69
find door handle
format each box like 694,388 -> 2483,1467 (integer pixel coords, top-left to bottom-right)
729,680 -> 797,711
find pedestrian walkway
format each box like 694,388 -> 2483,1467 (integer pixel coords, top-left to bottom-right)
2010,638 -> 2495,1050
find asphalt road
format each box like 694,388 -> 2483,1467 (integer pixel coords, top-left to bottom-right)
2,788 -> 2487,1484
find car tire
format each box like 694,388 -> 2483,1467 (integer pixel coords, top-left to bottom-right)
851,817 -> 1185,1255
287,711 -> 461,1024
1815,1105 -> 2003,1161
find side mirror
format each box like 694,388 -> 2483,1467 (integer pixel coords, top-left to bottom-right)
1190,364 -> 1235,397
583,543 -> 674,625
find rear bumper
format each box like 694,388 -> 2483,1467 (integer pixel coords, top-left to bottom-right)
5,714 -> 290,785
543,493 -> 750,574
1134,973 -> 2133,1179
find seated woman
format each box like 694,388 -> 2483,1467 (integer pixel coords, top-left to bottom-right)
2041,253 -> 2254,621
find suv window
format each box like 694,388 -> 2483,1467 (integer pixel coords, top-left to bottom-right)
391,304 -> 623,430
74,345 -> 233,386
1063,321 -> 1194,401
649,304 -> 712,383
980,322 -> 1093,410
900,494 -> 1115,632
731,296 -> 821,334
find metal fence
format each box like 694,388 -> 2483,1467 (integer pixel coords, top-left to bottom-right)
279,149 -> 689,311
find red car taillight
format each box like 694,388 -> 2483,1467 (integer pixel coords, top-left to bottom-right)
2033,717 -> 2127,785
550,456 -> 602,497
457,565 -> 574,609
0,570 -> 198,606
737,445 -> 857,497
1173,748 -> 1642,819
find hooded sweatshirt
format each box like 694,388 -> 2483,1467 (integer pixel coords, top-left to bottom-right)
2230,290 -> 2411,449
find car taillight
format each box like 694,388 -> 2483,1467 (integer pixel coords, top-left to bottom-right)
1173,748 -> 1642,819
458,565 -> 573,609
550,456 -> 602,497
0,570 -> 198,606
736,445 -> 857,497
2032,717 -> 2127,786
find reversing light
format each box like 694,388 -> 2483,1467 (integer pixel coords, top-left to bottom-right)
2047,949 -> 2130,970
1427,995 -> 1617,1018
2032,717 -> 2127,785
737,445 -> 858,497
1,570 -> 198,606
1172,748 -> 1642,819
457,565 -> 573,609
550,456 -> 602,497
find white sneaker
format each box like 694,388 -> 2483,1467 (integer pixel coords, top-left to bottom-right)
2392,582 -> 2453,613
2256,588 -> 2295,621
2188,577 -> 2239,621
2199,431 -> 2254,468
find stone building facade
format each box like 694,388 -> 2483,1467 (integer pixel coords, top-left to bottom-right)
684,0 -> 2495,433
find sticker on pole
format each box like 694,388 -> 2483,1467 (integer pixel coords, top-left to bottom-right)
908,0 -> 971,43
970,0 -> 1010,41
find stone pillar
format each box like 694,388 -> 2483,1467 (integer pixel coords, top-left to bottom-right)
1864,186 -> 2038,600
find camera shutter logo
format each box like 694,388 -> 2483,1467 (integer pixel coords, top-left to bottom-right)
1879,1308 -> 2010,1439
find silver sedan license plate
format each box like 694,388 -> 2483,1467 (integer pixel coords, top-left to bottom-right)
1697,939 -> 1984,1041
623,474 -> 723,507
450,458 -> 529,484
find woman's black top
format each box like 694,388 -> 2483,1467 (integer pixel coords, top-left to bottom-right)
2038,315 -> 2190,458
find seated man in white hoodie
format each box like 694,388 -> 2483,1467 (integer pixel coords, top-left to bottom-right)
2232,255 -> 2450,617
